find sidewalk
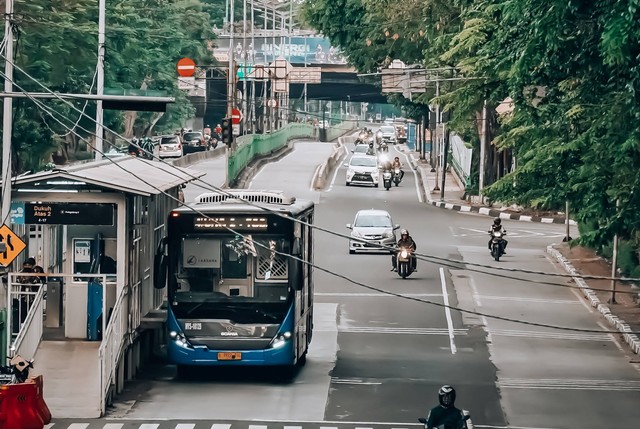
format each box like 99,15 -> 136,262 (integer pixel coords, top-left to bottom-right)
401,146 -> 640,355
403,147 -> 575,225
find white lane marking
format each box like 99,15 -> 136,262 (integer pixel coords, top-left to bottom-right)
67,425 -> 90,429
473,295 -> 581,305
247,419 -> 422,426
489,328 -> 612,342
598,321 -> 627,353
103,424 -> 124,429
331,378 -> 382,385
395,146 -> 422,203
327,145 -> 348,192
440,267 -> 457,354
249,425 -> 268,429
284,426 -> 302,429
570,287 -> 593,312
336,326 -> 467,335
211,424 -> 232,429
43,425 -> 55,429
497,378 -> 640,390
175,425 -> 195,429
139,425 -> 160,429
469,276 -> 482,307
315,292 -> 443,297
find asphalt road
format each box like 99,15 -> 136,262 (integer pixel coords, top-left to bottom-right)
52,129 -> 640,429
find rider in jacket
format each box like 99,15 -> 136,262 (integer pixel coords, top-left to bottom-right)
424,385 -> 466,429
392,156 -> 405,181
488,218 -> 508,254
391,229 -> 417,272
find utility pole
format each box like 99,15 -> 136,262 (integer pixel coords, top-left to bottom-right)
609,199 -> 620,304
1,0 -> 15,224
242,0 -> 247,135
227,0 -> 236,119
479,99 -> 487,201
440,128 -> 450,200
95,0 -> 106,160
433,80 -> 440,191
250,0 -> 256,133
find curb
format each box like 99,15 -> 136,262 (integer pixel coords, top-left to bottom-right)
312,138 -> 347,190
406,152 -> 577,225
547,245 -> 640,354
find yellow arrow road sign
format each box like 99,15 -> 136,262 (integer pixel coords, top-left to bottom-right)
0,224 -> 27,267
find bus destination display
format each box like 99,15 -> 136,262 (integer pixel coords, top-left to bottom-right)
194,216 -> 268,231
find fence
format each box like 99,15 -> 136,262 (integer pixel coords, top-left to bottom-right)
10,282 -> 45,360
98,284 -> 129,414
450,133 -> 473,187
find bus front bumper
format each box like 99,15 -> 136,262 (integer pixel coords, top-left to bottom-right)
167,340 -> 295,366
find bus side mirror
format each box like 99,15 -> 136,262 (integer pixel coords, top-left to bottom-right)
154,237 -> 167,290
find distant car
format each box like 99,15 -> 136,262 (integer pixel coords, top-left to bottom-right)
379,125 -> 397,144
345,154 -> 379,187
158,135 -> 183,159
346,209 -> 399,254
181,131 -> 206,153
352,144 -> 371,155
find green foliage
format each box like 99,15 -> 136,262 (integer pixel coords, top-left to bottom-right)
2,0 -> 214,172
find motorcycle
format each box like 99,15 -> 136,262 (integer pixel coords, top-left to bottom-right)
418,413 -> 471,429
396,246 -> 415,279
489,229 -> 506,261
383,170 -> 392,190
393,168 -> 402,186
375,130 -> 383,145
379,141 -> 388,152
0,355 -> 34,384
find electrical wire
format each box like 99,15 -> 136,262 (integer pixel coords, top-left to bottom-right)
3,70 -> 639,337
3,52 -> 640,291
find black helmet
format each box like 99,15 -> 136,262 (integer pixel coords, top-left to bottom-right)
493,218 -> 501,225
400,229 -> 408,238
369,142 -> 374,148
438,385 -> 456,407
394,156 -> 399,161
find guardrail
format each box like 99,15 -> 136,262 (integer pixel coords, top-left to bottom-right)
227,123 -> 315,185
10,282 -> 45,360
98,284 -> 129,414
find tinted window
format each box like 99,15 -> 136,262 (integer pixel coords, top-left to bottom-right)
354,214 -> 392,228
380,126 -> 395,133
350,157 -> 377,167
161,137 -> 179,145
354,145 -> 369,153
183,132 -> 202,140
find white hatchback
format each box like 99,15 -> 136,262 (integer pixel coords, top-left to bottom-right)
345,155 -> 379,187
158,135 -> 183,159
347,209 -> 399,253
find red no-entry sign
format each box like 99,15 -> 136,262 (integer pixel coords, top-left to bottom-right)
232,108 -> 242,124
177,58 -> 196,77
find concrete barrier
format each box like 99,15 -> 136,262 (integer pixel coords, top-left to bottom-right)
313,136 -> 349,190
170,145 -> 226,167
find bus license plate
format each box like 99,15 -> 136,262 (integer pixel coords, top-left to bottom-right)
218,352 -> 242,361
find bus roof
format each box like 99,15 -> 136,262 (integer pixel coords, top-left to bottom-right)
174,190 -> 314,216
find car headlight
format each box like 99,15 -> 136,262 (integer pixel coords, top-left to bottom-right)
169,330 -> 192,348
351,229 -> 362,238
371,170 -> 379,177
269,331 -> 292,349
383,231 -> 394,238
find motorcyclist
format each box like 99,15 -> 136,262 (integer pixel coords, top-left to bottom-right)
128,138 -> 140,156
488,218 -> 508,254
424,385 -> 466,429
366,142 -> 376,156
391,229 -> 417,272
204,124 -> 212,136
392,156 -> 405,181
214,123 -> 222,135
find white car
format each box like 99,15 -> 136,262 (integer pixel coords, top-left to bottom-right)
378,125 -> 397,144
158,135 -> 183,159
346,209 -> 399,254
345,155 -> 380,187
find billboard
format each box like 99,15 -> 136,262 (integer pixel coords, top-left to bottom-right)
213,36 -> 348,65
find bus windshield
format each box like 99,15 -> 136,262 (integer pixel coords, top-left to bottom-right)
169,234 -> 291,322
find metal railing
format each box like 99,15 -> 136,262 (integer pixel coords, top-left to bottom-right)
10,281 -> 45,359
98,284 -> 129,414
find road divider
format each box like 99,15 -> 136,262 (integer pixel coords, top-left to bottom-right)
170,145 -> 226,167
312,136 -> 350,190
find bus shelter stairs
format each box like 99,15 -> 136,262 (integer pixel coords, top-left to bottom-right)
34,341 -> 101,418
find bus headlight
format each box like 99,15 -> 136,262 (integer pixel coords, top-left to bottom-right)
269,331 -> 292,349
169,330 -> 191,348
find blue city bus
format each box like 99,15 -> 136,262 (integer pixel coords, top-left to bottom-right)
154,190 -> 314,375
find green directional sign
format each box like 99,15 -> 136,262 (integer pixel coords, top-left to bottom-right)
237,64 -> 254,79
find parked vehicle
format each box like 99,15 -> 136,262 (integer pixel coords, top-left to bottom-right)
0,355 -> 34,384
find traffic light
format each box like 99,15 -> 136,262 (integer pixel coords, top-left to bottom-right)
221,117 -> 233,147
